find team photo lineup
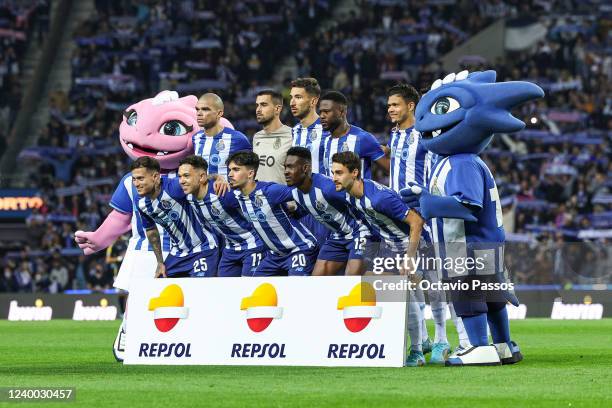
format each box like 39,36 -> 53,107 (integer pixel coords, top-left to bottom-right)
1,1 -> 610,406
69,71 -> 540,367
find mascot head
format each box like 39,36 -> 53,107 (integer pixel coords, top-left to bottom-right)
119,90 -> 198,170
415,70 -> 544,156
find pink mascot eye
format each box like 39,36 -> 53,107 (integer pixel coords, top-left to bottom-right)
124,110 -> 138,126
159,120 -> 192,136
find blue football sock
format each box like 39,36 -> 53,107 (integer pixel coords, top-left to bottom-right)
487,306 -> 511,344
462,314 -> 488,346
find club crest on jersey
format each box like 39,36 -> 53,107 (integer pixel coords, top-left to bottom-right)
341,142 -> 350,152
216,139 -> 226,151
160,200 -> 172,210
274,137 -> 281,149
309,131 -> 318,142
254,194 -> 264,208
407,132 -> 415,145
210,205 -> 222,217
315,199 -> 327,212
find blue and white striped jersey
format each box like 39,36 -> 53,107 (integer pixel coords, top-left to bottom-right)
110,172 -> 176,254
323,125 -> 385,179
136,177 -> 218,257
428,154 -> 505,278
347,179 -> 412,250
180,179 -> 264,252
192,127 -> 252,177
290,173 -> 369,241
234,182 -> 317,256
292,118 -> 328,174
388,127 -> 434,192
388,127 -> 436,244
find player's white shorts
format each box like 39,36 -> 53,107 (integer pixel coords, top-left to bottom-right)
113,248 -> 160,291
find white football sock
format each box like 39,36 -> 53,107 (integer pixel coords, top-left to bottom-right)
407,295 -> 423,352
449,302 -> 470,348
431,301 -> 448,344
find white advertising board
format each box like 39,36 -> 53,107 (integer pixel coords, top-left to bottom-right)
124,276 -> 408,367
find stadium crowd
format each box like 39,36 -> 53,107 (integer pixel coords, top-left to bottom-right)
0,0 -> 49,155
1,0 -> 610,292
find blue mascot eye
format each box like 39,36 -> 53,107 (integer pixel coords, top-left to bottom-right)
159,120 -> 192,136
126,111 -> 137,126
431,97 -> 460,115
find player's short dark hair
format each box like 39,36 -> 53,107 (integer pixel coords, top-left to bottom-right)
257,89 -> 283,106
331,151 -> 360,176
179,155 -> 208,172
286,146 -> 312,163
290,77 -> 321,97
320,90 -> 348,106
130,156 -> 160,172
387,83 -> 420,105
226,150 -> 259,173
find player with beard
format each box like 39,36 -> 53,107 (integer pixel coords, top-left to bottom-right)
252,89 -> 292,184
290,77 -> 328,174
320,91 -> 390,178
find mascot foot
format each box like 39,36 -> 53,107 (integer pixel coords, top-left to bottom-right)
445,345 -> 501,366
494,341 -> 523,365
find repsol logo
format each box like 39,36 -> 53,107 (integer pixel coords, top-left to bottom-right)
138,343 -> 192,357
258,155 -> 275,167
327,344 -> 386,359
231,343 -> 287,358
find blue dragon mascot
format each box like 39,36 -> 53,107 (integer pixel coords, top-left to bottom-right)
401,70 -> 544,366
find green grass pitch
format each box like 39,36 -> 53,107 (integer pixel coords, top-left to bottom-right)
1,319 -> 611,407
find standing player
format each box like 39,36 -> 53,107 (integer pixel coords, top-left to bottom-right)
290,77 -> 327,174
253,89 -> 293,184
193,93 -> 252,178
284,147 -> 371,275
387,83 -> 461,363
290,78 -> 330,243
173,155 -> 266,276
227,151 -> 319,276
330,151 -> 426,366
131,157 -> 219,277
320,91 -> 390,178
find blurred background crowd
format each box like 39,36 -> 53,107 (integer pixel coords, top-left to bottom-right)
1,0 -> 610,292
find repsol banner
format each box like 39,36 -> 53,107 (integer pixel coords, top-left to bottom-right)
124,277 -> 408,367
0,294 -> 120,321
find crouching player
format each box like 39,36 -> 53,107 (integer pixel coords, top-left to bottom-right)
283,147 -> 373,275
174,155 -> 267,276
330,151 -> 426,366
227,150 -> 319,276
130,157 -> 219,277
